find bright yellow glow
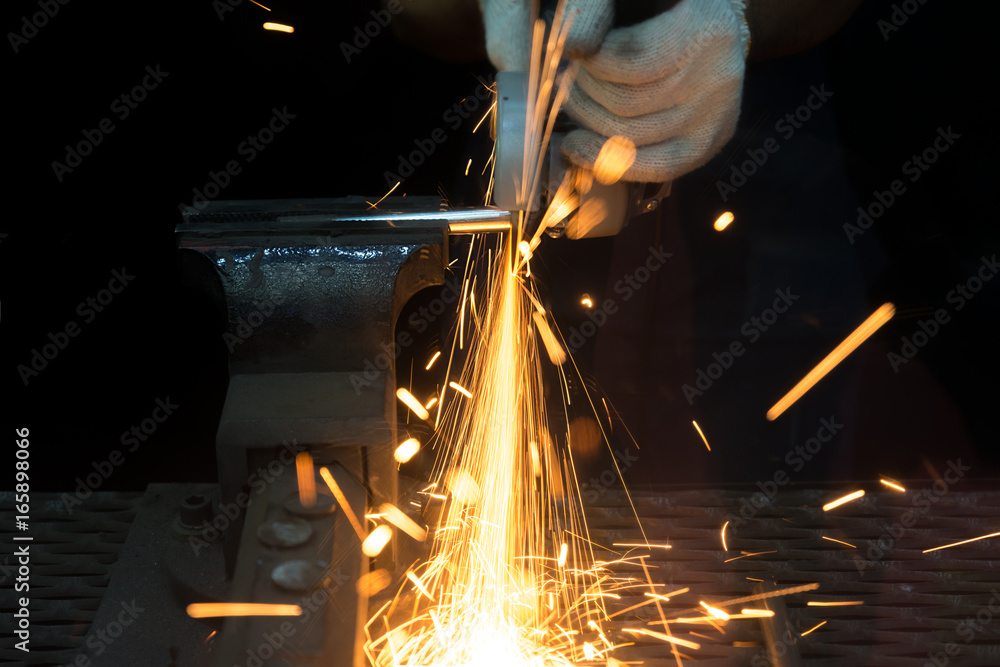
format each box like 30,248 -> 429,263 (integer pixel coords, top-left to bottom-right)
713,211 -> 734,231
700,601 -> 731,621
394,438 -> 420,463
319,467 -> 365,542
580,295 -> 593,308
362,525 -> 393,557
557,542 -> 568,567
448,381 -> 473,398
426,351 -> 442,370
397,388 -> 430,420
692,420 -> 711,451
767,303 -> 895,420
807,601 -> 864,607
880,478 -> 906,492
822,489 -> 865,511
721,520 -> 729,551
263,22 -> 294,33
295,451 -> 316,509
425,396 -> 439,410
186,603 -> 300,618
801,620 -> 827,636
923,530 -> 1000,553
449,221 -> 512,233
380,503 -> 427,542
465,159 -> 473,176
740,609 -> 774,617
593,135 -> 636,185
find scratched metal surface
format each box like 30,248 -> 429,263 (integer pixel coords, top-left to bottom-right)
586,486 -> 1000,666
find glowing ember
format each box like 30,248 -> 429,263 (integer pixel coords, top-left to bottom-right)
592,135 -> 636,185
397,388 -> 430,420
394,438 -> 421,463
263,22 -> 294,33
362,525 -> 393,557
319,467 -> 365,541
379,503 -> 428,542
186,603 -> 300,618
426,351 -> 442,370
923,530 -> 1000,553
801,620 -> 827,636
767,302 -> 895,421
295,451 -> 316,508
880,478 -> 906,492
692,420 -> 711,451
822,489 -> 865,511
714,211 -> 734,231
807,600 -> 864,607
821,535 -> 857,549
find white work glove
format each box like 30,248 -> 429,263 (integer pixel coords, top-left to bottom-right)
480,0 -> 614,72
561,0 -> 750,183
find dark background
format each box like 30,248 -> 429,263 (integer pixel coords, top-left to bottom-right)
4,0 -> 998,493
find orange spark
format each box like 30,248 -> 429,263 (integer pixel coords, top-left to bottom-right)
767,302 -> 895,420
379,503 -> 427,542
692,420 -> 711,451
724,550 -> 776,563
801,621 -> 827,636
187,603 -> 300,618
362,524 -> 393,557
532,311 -> 566,365
740,609 -> 775,617
394,437 -> 420,463
295,452 -> 316,508
356,569 -> 391,597
319,466 -> 365,541
580,295 -> 593,308
247,0 -> 270,10
263,22 -> 293,33
367,181 -> 400,209
700,602 -> 731,621
721,520 -> 730,551
822,535 -> 857,548
448,381 -> 472,398
425,351 -> 442,370
713,212 -> 734,231
557,542 -> 568,567
613,542 -> 672,550
465,159 -> 472,176
880,478 -> 906,492
406,571 -> 435,601
397,387 -> 430,420
623,628 -> 700,651
593,135 -> 636,185
923,530 -> 1000,553
807,601 -> 864,607
823,489 -> 865,511
424,396 -> 439,410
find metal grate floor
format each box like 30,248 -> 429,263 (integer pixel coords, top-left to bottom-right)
586,486 -> 1000,666
0,492 -> 140,666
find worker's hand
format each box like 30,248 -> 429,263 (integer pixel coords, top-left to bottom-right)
480,0 -> 613,71
561,0 -> 750,183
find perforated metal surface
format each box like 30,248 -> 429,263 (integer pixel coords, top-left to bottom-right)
586,486 -> 1000,666
0,492 -> 140,666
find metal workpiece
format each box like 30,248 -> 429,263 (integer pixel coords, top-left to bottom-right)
176,197 -> 510,577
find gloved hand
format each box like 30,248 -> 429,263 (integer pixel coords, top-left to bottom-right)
480,0 -> 614,72
561,0 -> 750,183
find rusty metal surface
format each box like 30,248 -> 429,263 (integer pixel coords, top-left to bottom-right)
587,486 -> 1000,666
